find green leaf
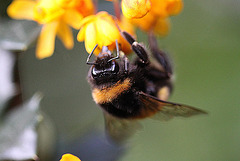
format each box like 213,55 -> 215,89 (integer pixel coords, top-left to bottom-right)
0,48 -> 15,114
0,94 -> 42,160
0,18 -> 41,52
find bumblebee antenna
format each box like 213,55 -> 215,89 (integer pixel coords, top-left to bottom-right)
108,40 -> 120,62
86,44 -> 98,65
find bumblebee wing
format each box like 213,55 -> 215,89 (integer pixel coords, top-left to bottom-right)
139,91 -> 207,121
104,113 -> 142,143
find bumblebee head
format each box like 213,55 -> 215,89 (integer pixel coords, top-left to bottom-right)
92,54 -> 119,79
86,44 -> 120,82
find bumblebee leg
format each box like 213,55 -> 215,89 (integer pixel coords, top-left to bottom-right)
145,65 -> 173,96
123,53 -> 129,72
145,33 -> 174,98
148,32 -> 173,76
119,50 -> 129,73
121,31 -> 149,65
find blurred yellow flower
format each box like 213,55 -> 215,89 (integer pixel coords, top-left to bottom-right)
121,0 -> 151,19
77,11 -> 121,55
131,12 -> 170,36
60,154 -> 81,161
153,17 -> 170,36
150,0 -> 183,17
7,0 -> 94,59
166,0 -> 183,16
123,0 -> 183,36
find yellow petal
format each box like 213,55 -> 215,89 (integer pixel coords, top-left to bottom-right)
7,0 -> 36,20
84,22 -> 98,53
63,9 -> 83,29
77,26 -> 86,42
78,15 -> 96,28
77,12 -> 121,54
56,0 -> 77,8
60,154 -> 81,161
57,22 -> 74,49
75,0 -> 95,17
33,0 -> 65,24
96,11 -> 110,18
121,0 -> 151,19
96,16 -> 120,47
131,12 -> 157,32
166,0 -> 183,15
153,18 -> 170,36
36,22 -> 58,59
150,0 -> 168,18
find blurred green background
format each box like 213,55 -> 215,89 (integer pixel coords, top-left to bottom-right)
1,0 -> 240,161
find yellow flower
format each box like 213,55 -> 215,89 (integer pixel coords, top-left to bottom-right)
150,0 -> 183,17
121,0 -> 151,19
153,17 -> 170,36
60,154 -> 81,161
77,11 -> 121,55
166,0 -> 183,16
125,0 -> 183,36
7,0 -> 94,59
130,12 -> 170,36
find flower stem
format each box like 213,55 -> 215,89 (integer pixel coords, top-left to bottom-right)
113,0 -> 121,20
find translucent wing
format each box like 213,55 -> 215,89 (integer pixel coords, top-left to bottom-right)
138,91 -> 207,121
104,113 -> 142,144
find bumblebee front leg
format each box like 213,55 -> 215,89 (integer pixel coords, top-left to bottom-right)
121,31 -> 149,66
148,32 -> 173,76
119,51 -> 129,73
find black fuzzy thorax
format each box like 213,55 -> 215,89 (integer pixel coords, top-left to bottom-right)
99,66 -> 148,119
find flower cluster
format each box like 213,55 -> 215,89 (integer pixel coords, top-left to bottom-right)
123,0 -> 183,36
7,0 -> 94,59
7,0 -> 183,58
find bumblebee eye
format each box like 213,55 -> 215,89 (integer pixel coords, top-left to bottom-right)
92,61 -> 119,78
108,61 -> 119,73
92,66 -> 97,76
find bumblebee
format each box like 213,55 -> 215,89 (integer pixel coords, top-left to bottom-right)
87,32 -> 207,142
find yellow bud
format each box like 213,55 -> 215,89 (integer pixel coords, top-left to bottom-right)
121,0 -> 151,19
166,0 -> 183,15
